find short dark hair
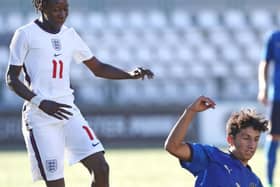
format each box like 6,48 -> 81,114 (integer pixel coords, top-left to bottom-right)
226,109 -> 268,137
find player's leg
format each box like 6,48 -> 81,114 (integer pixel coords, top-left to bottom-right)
265,135 -> 278,186
45,179 -> 65,187
22,120 -> 66,187
265,101 -> 280,187
65,111 -> 108,187
81,152 -> 109,187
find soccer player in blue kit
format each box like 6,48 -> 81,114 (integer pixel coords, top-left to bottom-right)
165,96 -> 268,187
258,31 -> 280,187
5,0 -> 153,187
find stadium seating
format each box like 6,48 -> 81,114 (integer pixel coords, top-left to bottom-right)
222,9 -> 248,31
195,9 -> 221,29
0,8 -> 277,107
171,10 -> 193,30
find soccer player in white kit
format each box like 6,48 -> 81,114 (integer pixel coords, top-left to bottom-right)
5,0 -> 154,187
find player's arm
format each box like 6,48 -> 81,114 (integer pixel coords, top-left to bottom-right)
258,60 -> 269,105
6,65 -> 72,120
83,56 -> 154,80
6,65 -> 35,101
164,96 -> 216,161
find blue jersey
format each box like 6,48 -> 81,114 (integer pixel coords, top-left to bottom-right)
262,31 -> 280,101
180,143 -> 263,187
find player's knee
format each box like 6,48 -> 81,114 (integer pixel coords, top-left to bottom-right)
82,152 -> 109,176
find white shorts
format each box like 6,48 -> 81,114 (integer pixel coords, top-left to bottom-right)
22,101 -> 104,182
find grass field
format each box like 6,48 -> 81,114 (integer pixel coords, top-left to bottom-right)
0,147 -> 279,187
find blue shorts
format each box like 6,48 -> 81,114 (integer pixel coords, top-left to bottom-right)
270,101 -> 280,135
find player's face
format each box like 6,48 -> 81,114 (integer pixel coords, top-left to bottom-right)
228,127 -> 261,165
42,0 -> 69,30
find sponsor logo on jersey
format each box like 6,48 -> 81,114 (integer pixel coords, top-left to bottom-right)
46,159 -> 57,173
92,142 -> 100,147
54,53 -> 62,57
51,39 -> 61,51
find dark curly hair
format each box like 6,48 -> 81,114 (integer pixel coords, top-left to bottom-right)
32,0 -> 48,12
226,109 -> 268,137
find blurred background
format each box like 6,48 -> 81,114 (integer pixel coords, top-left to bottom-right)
0,0 -> 279,148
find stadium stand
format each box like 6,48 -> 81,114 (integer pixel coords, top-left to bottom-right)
0,4 -> 278,108
1,0 -> 280,146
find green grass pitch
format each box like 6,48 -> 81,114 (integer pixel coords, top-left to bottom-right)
0,148 -> 279,187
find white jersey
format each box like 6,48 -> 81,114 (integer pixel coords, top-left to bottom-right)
10,21 -> 104,182
8,21 -> 93,100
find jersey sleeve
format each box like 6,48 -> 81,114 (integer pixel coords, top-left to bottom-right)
257,178 -> 264,187
71,29 -> 93,63
261,32 -> 274,62
8,29 -> 29,66
179,143 -> 210,176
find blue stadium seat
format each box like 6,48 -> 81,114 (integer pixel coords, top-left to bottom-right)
244,45 -> 262,64
87,12 -> 107,32
197,44 -> 217,62
183,30 -> 205,48
222,9 -> 247,31
78,82 -> 107,106
207,28 -> 232,48
248,9 -> 274,32
219,43 -> 243,62
195,9 -> 221,29
127,11 -> 147,31
146,10 -> 168,31
232,63 -> 256,79
210,60 -> 230,77
107,11 -> 127,31
176,45 -> 196,62
171,10 -> 194,31
232,29 -> 258,49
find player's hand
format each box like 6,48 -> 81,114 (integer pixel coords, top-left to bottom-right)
188,96 -> 216,113
129,67 -> 154,80
39,100 -> 73,120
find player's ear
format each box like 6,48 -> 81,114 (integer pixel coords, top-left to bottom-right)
227,135 -> 234,146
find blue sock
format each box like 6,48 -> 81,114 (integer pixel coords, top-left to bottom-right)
265,139 -> 278,185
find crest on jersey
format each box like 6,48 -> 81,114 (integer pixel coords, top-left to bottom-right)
46,159 -> 57,173
51,39 -> 61,51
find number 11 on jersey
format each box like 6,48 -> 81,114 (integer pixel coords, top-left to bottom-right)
52,60 -> 63,79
